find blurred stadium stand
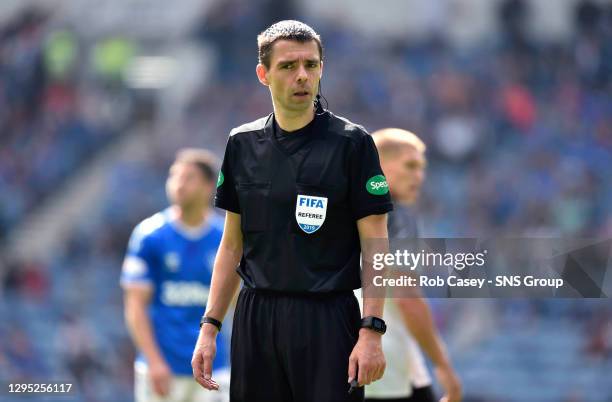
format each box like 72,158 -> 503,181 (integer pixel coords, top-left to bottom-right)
1,0 -> 611,401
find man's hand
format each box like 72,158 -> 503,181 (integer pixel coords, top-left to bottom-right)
149,358 -> 172,396
435,364 -> 462,402
347,329 -> 386,386
191,325 -> 220,391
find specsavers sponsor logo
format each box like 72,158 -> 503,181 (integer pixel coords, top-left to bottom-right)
217,171 -> 224,188
366,175 -> 389,195
161,281 -> 209,306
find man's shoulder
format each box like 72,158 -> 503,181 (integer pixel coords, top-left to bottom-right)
229,114 -> 272,137
132,209 -> 171,241
388,204 -> 420,239
126,210 -> 170,255
324,111 -> 369,143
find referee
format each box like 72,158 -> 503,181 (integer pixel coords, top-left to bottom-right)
191,20 -> 393,402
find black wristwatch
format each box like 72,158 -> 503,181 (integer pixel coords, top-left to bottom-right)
200,316 -> 222,331
361,316 -> 386,335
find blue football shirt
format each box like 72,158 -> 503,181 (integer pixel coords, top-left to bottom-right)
121,208 -> 229,375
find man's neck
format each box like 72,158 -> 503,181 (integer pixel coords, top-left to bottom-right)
274,104 -> 315,132
398,200 -> 416,208
392,196 -> 416,208
173,205 -> 208,227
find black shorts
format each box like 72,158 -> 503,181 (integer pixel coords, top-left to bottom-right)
230,287 -> 364,402
364,385 -> 436,402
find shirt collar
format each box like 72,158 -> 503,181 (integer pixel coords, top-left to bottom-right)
166,207 -> 212,240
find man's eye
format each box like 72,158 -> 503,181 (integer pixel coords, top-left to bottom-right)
307,63 -> 318,68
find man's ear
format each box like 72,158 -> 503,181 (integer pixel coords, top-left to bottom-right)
256,64 -> 269,86
320,60 -> 324,78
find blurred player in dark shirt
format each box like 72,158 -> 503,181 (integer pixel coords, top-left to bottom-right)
364,129 -> 462,402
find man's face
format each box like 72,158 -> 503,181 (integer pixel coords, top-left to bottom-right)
166,162 -> 213,209
257,39 -> 322,114
381,145 -> 426,205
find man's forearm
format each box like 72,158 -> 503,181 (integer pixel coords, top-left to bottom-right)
203,243 -> 242,323
125,302 -> 165,365
362,296 -> 385,319
396,297 -> 451,368
357,214 -> 389,321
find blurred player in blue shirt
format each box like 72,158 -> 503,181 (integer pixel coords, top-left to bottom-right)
121,149 -> 230,402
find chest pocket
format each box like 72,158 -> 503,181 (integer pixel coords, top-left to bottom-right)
237,182 -> 270,232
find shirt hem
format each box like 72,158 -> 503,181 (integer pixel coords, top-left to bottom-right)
214,198 -> 240,214
353,202 -> 394,221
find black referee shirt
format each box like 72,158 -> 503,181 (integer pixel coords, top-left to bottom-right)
215,107 -> 393,293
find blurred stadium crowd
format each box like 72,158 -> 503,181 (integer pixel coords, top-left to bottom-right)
1,0 -> 611,401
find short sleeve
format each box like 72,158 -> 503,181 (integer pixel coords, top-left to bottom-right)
214,136 -> 240,213
348,133 -> 394,220
120,226 -> 155,287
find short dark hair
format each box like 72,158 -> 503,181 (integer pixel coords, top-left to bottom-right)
173,148 -> 219,183
257,20 -> 323,69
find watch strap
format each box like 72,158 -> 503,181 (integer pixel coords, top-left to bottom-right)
361,316 -> 386,334
200,316 -> 222,331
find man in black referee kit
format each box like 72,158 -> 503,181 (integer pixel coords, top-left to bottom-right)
192,20 -> 393,402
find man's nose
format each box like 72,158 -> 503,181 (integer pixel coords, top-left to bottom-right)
296,65 -> 308,82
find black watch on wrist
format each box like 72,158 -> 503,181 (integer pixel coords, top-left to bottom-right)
200,316 -> 222,331
361,316 -> 386,334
